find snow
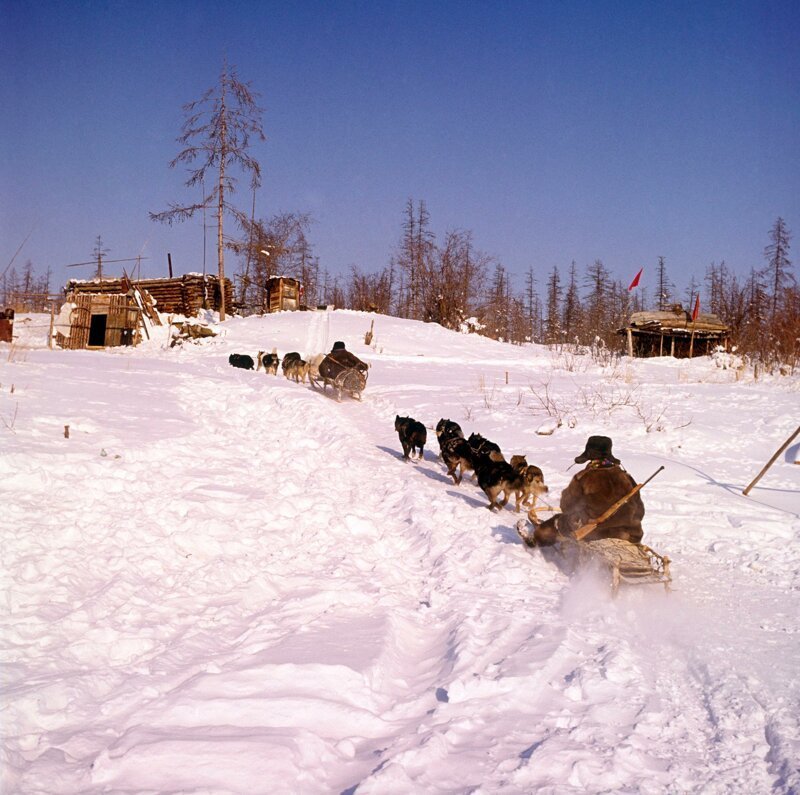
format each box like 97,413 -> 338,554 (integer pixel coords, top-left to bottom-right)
2,309 -> 799,794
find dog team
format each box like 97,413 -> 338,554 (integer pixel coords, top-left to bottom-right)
394,415 -> 550,514
395,419 -> 649,549
228,349 -> 326,384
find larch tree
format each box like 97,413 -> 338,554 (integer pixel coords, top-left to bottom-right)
524,266 -> 541,342
655,256 -> 672,311
583,259 -> 610,337
397,199 -> 435,320
545,265 -> 562,344
763,217 -> 793,324
151,62 -> 266,321
562,260 -> 582,343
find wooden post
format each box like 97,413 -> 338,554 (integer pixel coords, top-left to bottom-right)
670,336 -> 675,357
626,328 -> 634,358
659,332 -> 664,357
505,371 -> 509,384
167,252 -> 173,279
743,425 -> 800,496
688,311 -> 699,358
48,301 -> 56,349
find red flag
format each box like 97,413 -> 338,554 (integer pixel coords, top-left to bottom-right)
692,294 -> 700,322
628,267 -> 643,290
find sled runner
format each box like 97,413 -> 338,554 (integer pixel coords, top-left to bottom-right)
516,520 -> 672,596
310,349 -> 369,402
562,536 -> 671,595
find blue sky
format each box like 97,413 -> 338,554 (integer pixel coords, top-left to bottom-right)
2,0 -> 798,300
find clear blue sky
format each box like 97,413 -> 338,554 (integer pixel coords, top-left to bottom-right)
2,0 -> 798,299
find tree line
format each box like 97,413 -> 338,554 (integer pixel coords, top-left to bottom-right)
0,261 -> 53,311
146,62 -> 795,366
252,202 -> 795,368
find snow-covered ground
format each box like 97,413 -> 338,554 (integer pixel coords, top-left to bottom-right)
2,309 -> 799,794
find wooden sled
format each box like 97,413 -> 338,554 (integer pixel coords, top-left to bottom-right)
561,536 -> 672,596
309,349 -> 368,402
516,518 -> 672,596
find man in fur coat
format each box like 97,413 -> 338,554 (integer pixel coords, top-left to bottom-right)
520,436 -> 644,547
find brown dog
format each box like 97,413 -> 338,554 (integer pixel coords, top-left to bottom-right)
285,358 -> 309,383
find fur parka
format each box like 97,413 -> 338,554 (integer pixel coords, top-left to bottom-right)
533,463 -> 644,546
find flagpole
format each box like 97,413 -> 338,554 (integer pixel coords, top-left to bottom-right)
626,267 -> 644,358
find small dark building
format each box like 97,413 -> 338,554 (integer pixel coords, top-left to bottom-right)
0,308 -> 14,343
265,276 -> 303,312
619,305 -> 729,358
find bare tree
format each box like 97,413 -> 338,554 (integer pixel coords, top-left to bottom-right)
763,217 -> 793,324
545,266 -> 562,344
396,199 -> 435,319
151,62 -> 265,320
523,266 -> 542,342
562,260 -> 582,342
655,256 -> 672,310
583,259 -> 610,336
235,212 -> 315,310
425,229 -> 487,330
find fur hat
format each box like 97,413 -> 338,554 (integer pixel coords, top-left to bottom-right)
575,435 -> 620,465
331,340 -> 346,351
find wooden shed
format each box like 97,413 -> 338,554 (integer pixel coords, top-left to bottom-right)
265,276 -> 303,312
0,308 -> 14,343
618,305 -> 729,358
65,273 -> 234,317
54,292 -> 145,350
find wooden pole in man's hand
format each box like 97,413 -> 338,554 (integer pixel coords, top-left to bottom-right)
574,466 -> 665,541
743,425 -> 800,496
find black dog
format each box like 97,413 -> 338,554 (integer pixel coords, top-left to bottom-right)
472,453 -> 549,512
229,353 -> 255,370
435,418 -> 464,455
473,454 -> 522,511
440,436 -> 476,484
468,432 -> 502,459
395,415 -> 427,461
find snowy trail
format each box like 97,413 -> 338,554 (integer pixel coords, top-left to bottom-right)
2,310 -> 799,794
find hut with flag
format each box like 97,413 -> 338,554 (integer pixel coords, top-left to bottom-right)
617,302 -> 729,358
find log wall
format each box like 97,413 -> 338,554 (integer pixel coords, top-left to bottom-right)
65,274 -> 234,317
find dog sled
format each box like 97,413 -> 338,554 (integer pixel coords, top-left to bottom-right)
310,349 -> 369,402
516,519 -> 672,596
562,536 -> 671,595
516,465 -> 672,596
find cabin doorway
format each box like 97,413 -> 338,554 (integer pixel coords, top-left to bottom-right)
88,314 -> 107,347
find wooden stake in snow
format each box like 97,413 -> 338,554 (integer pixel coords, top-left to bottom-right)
64,425 -> 70,439
742,425 -> 800,496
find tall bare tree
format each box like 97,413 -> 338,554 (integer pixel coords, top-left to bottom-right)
396,199 -> 435,319
545,266 -> 562,344
655,256 -> 672,310
151,62 -> 265,321
763,217 -> 793,324
562,260 -> 582,342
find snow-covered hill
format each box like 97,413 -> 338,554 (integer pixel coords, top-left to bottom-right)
2,310 -> 799,793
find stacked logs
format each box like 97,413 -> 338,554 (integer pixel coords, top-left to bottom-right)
65,274 -> 234,317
